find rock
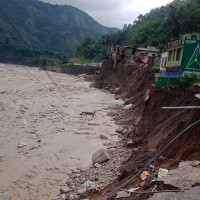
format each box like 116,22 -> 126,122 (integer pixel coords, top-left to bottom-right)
75,173 -> 81,178
100,135 -> 108,140
61,194 -> 67,200
108,104 -> 121,109
122,129 -> 127,135
53,196 -> 61,200
77,188 -> 87,195
60,186 -> 70,194
124,104 -> 133,110
114,95 -> 121,100
106,112 -> 115,117
94,163 -> 102,168
192,161 -> 200,167
115,88 -> 120,93
19,107 -> 27,113
81,181 -> 95,188
68,193 -> 79,200
17,142 -> 27,148
116,191 -> 130,198
92,148 -> 110,164
116,127 -> 124,133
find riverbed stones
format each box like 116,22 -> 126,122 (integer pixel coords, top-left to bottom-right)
92,148 -> 110,164
60,186 -> 70,194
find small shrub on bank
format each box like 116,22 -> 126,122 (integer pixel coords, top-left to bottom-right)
180,72 -> 200,86
151,65 -> 160,72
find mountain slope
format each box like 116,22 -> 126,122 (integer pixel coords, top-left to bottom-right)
0,0 -> 118,57
77,0 -> 200,61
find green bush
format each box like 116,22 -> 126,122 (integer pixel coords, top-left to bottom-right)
180,72 -> 200,86
40,58 -> 48,70
151,65 -> 160,72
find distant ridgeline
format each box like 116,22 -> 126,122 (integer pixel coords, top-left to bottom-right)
0,0 -> 118,65
77,0 -> 200,61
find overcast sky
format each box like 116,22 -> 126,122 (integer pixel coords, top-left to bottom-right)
41,0 -> 174,29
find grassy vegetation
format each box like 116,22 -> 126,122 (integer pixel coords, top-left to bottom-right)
180,72 -> 200,86
151,65 -> 160,72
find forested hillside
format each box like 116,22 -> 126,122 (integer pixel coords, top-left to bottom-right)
77,0 -> 200,61
0,0 -> 118,65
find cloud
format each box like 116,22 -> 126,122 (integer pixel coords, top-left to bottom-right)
41,0 -> 174,28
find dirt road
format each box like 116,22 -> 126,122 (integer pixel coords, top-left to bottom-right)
0,64 -> 122,200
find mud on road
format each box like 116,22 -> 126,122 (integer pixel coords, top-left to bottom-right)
0,63 -> 122,200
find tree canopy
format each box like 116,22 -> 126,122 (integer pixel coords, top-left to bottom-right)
77,0 -> 200,61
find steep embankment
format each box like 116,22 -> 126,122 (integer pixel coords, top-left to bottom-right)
94,61 -> 200,199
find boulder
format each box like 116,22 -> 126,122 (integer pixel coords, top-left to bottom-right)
92,148 -> 110,164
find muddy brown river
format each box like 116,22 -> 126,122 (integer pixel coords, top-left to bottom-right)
0,64 -> 123,200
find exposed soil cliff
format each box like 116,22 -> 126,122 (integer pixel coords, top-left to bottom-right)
93,60 -> 200,199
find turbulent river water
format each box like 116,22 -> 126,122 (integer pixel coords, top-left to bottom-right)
0,64 -> 122,200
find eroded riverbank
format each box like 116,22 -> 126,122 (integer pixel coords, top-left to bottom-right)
0,64 -> 123,200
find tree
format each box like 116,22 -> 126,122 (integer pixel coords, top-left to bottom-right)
41,58 -> 47,70
62,55 -> 69,64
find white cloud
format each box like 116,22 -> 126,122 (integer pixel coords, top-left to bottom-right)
125,0 -> 173,13
41,0 -> 174,28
